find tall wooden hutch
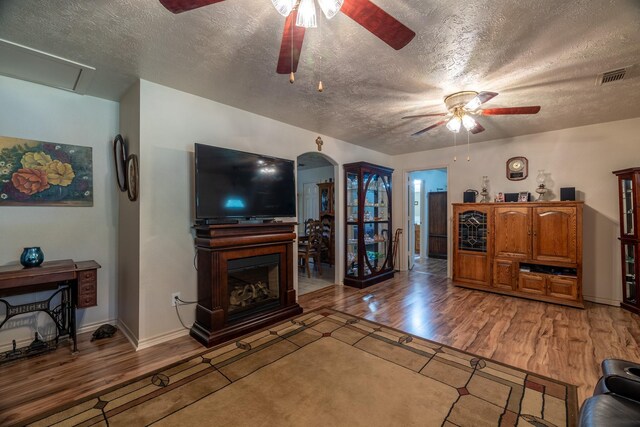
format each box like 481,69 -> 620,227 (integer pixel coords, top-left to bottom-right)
613,168 -> 640,314
344,162 -> 394,288
317,182 -> 335,266
452,201 -> 584,308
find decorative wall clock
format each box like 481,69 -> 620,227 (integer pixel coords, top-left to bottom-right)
126,154 -> 139,202
506,156 -> 528,181
113,134 -> 127,192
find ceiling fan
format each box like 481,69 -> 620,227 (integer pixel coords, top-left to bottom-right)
159,0 -> 415,75
402,91 -> 541,136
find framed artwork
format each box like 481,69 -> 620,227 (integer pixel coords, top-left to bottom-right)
126,154 -> 139,202
0,136 -> 93,207
518,192 -> 529,202
113,134 -> 127,192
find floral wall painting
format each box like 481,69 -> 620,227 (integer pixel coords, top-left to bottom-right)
0,136 -> 93,207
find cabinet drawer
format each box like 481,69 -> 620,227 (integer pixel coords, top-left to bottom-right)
79,269 -> 97,284
518,272 -> 546,295
77,293 -> 97,308
79,282 -> 96,296
547,275 -> 578,300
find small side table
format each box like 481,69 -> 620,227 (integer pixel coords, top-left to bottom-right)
0,259 -> 100,363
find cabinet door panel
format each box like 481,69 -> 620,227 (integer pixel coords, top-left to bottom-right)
494,207 -> 531,258
532,207 -> 577,263
518,272 -> 546,295
456,253 -> 489,286
493,259 -> 516,290
547,275 -> 578,300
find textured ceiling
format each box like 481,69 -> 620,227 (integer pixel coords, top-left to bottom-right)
1,0 -> 639,154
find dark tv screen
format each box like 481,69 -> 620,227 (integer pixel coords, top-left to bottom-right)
195,143 -> 296,219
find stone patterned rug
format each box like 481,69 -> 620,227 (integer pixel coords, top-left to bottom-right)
28,309 -> 578,426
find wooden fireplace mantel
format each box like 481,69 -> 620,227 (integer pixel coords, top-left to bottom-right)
191,222 -> 302,347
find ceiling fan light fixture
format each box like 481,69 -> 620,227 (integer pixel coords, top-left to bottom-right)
296,0 -> 318,28
462,114 -> 477,131
271,0 -> 295,17
317,0 -> 344,19
446,116 -> 461,133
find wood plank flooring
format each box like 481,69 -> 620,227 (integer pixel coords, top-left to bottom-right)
1,269 -> 639,425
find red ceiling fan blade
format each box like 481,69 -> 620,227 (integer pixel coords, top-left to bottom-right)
276,11 -> 306,74
402,113 -> 449,119
481,106 -> 541,115
411,121 -> 446,137
470,122 -> 485,134
340,0 -> 416,50
159,0 -> 225,13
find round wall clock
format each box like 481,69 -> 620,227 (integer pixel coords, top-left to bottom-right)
113,134 -> 127,192
126,154 -> 139,202
506,156 -> 528,181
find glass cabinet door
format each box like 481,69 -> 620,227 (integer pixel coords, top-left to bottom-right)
362,173 -> 391,273
621,178 -> 635,237
458,210 -> 488,252
623,243 -> 637,305
346,173 -> 359,277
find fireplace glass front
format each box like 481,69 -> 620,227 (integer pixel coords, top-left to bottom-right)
227,254 -> 280,321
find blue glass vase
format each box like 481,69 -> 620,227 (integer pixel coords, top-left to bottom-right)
20,247 -> 44,268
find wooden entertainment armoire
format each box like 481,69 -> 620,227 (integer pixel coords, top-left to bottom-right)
452,201 -> 584,308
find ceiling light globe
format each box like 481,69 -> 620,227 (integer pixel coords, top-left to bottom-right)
462,114 -> 477,131
271,0 -> 295,17
318,0 -> 344,19
446,116 -> 462,133
296,0 -> 318,28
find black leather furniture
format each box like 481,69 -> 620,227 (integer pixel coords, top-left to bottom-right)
578,359 -> 640,426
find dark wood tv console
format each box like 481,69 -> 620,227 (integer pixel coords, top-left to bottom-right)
191,222 -> 302,347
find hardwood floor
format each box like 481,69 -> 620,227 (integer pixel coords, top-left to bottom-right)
1,269 -> 639,425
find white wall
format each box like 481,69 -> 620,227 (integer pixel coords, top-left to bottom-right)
0,75 -> 119,346
392,117 -> 640,305
122,79 -> 389,345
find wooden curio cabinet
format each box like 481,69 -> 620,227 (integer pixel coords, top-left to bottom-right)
344,162 -> 394,288
613,168 -> 640,314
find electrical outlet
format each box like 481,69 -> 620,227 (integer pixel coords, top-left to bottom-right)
171,292 -> 181,307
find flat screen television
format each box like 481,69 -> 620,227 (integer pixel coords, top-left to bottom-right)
195,143 -> 296,220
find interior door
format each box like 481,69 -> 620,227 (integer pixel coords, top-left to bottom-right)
407,178 -> 416,270
428,192 -> 447,259
532,207 -> 577,263
494,207 -> 531,258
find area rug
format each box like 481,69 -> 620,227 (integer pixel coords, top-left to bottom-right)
28,309 -> 578,427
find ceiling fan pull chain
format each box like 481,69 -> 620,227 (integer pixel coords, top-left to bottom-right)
453,133 -> 457,162
290,13 -> 295,84
467,130 -> 470,162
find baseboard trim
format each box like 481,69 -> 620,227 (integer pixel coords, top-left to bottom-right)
583,295 -> 620,307
116,319 -> 139,350
136,328 -> 190,351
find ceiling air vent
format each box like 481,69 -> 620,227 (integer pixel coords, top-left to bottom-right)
597,68 -> 627,86
0,38 -> 95,94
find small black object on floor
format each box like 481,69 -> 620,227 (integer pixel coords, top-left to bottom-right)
91,324 -> 117,342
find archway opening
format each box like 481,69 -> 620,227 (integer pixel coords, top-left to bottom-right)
296,152 -> 338,295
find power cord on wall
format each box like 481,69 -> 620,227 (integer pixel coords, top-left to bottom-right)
174,296 -> 198,330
